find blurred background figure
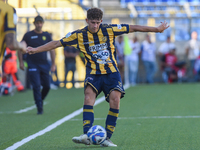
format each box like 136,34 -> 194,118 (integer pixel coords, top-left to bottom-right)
115,36 -> 125,83
64,46 -> 79,88
18,15 -> 55,114
185,31 -> 200,81
161,47 -> 178,83
2,47 -> 24,91
141,34 -> 157,84
158,35 -> 175,58
0,0 -> 26,96
126,36 -> 140,86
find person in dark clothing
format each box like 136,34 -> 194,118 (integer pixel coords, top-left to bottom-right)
18,15 -> 55,114
64,46 -> 79,88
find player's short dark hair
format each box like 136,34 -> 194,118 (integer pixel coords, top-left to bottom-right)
87,8 -> 103,20
34,15 -> 44,23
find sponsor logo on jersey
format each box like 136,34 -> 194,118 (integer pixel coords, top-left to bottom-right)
83,41 -> 94,45
89,43 -> 107,52
117,24 -> 122,29
31,36 -> 38,39
65,32 -> 71,38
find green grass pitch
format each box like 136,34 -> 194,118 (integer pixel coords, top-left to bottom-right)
0,83 -> 200,150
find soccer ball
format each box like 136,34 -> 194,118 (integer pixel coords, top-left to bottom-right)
87,125 -> 107,145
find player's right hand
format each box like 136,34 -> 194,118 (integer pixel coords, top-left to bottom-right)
26,46 -> 36,54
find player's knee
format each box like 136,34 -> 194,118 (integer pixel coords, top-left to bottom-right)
109,91 -> 121,109
84,94 -> 95,105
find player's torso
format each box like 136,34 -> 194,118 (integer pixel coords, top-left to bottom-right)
25,31 -> 50,47
77,25 -> 118,74
24,31 -> 51,64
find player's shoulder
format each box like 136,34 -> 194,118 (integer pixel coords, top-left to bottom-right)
101,24 -> 113,28
0,2 -> 15,13
43,31 -> 52,37
75,26 -> 88,33
24,30 -> 34,36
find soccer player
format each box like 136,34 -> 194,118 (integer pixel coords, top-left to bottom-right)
0,0 -> 26,67
26,8 -> 169,146
18,15 -> 56,114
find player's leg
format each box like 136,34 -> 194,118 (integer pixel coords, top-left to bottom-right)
83,85 -> 96,133
101,72 -> 124,147
72,85 -> 96,145
100,90 -> 120,147
28,67 -> 43,114
40,69 -> 50,101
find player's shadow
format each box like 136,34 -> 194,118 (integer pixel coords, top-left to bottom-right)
67,145 -> 105,149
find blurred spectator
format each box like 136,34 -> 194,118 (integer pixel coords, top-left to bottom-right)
115,36 -> 125,83
185,31 -> 200,80
64,46 -> 79,88
158,35 -> 175,57
194,56 -> 200,81
141,34 -> 157,84
161,47 -> 187,83
126,36 -> 140,86
161,47 -> 178,83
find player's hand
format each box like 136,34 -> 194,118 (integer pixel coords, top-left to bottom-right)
26,46 -> 36,54
157,20 -> 170,33
19,62 -> 25,70
20,41 -> 27,54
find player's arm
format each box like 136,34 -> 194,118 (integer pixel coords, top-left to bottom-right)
5,33 -> 26,53
50,50 -> 56,72
17,42 -> 26,70
129,21 -> 169,33
27,40 -> 61,54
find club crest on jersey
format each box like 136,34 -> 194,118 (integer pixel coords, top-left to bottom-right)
117,24 -> 122,29
102,36 -> 107,42
42,36 -> 46,41
65,32 -> 71,38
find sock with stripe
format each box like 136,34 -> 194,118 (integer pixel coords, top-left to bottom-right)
105,108 -> 119,139
83,105 -> 94,134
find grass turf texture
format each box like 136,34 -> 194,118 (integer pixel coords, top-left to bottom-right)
0,83 -> 200,150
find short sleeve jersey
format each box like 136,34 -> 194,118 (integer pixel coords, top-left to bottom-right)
22,31 -> 52,64
0,2 -> 17,66
60,24 -> 130,75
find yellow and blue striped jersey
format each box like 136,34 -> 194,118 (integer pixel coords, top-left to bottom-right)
60,24 -> 130,75
0,1 -> 17,66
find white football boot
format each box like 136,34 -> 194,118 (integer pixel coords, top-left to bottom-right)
72,134 -> 91,145
101,138 -> 117,147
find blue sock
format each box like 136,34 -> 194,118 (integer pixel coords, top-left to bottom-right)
83,105 -> 94,134
105,108 -> 119,139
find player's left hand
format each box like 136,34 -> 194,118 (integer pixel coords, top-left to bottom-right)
26,46 -> 36,54
157,20 -> 170,33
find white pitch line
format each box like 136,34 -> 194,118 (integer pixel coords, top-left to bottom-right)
14,102 -> 48,114
5,84 -> 130,150
69,115 -> 200,121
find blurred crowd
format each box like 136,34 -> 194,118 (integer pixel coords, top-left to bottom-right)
115,31 -> 200,85
1,31 -> 200,96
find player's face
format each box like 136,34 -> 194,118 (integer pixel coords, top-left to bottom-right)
34,21 -> 44,32
86,19 -> 102,33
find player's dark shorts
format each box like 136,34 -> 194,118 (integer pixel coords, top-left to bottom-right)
84,72 -> 125,102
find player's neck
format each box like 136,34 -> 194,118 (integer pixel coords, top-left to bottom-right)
34,29 -> 43,34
